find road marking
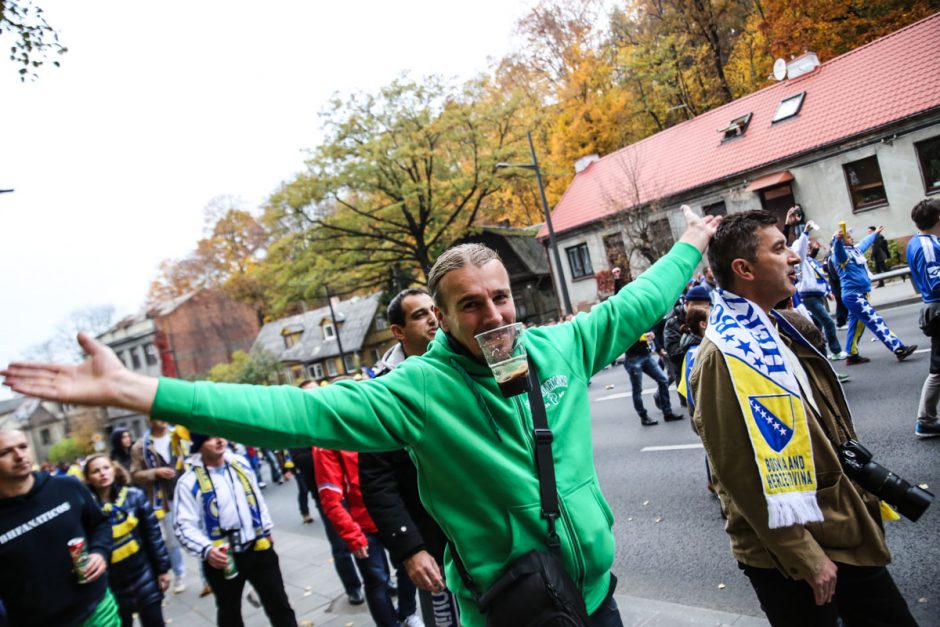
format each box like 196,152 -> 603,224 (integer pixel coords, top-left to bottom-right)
596,385 -> 675,401
641,443 -> 704,452
915,348 -> 929,354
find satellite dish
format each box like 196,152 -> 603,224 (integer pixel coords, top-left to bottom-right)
773,58 -> 787,81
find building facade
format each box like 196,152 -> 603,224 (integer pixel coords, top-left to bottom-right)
252,292 -> 397,384
98,289 -> 260,436
544,14 -> 940,310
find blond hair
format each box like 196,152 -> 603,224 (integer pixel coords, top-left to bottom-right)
427,243 -> 502,309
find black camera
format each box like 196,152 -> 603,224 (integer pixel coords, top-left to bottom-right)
839,439 -> 933,522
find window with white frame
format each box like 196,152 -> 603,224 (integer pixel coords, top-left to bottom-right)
772,92 -> 805,123
323,324 -> 335,340
326,359 -> 338,376
565,243 -> 593,280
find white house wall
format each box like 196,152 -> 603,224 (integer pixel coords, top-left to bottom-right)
551,122 -> 940,309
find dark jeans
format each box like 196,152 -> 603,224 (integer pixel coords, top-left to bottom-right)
740,562 -> 916,626
589,595 -> 623,627
801,294 -> 842,354
298,460 -> 362,595
118,599 -> 164,627
624,354 -> 672,416
203,548 -> 297,627
262,449 -> 282,483
355,533 -> 417,626
295,468 -> 313,517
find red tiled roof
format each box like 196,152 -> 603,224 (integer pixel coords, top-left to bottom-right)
542,12 -> 940,238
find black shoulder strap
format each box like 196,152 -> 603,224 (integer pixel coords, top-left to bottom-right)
451,354 -> 561,598
525,354 -> 561,553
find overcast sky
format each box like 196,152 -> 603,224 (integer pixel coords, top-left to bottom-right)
0,0 -> 538,398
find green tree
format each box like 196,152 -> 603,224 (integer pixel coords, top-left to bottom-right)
263,75 -> 531,297
48,437 -> 86,464
207,349 -> 283,385
1,0 -> 66,80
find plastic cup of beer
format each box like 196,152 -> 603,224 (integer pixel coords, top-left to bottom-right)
475,323 -> 530,397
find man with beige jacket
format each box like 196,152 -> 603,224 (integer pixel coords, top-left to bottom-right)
131,418 -> 187,593
689,210 -> 917,626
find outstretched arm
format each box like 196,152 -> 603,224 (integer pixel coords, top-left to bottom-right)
2,332 -> 158,413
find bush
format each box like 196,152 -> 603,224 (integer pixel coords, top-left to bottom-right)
47,437 -> 85,464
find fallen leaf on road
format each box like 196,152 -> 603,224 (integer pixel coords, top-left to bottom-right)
918,597 -> 928,604
304,591 -> 312,597
299,621 -> 314,627
919,483 -> 929,490
304,586 -> 311,592
627,517 -> 633,521
643,500 -> 650,506
718,583 -> 726,590
654,516 -> 662,523
605,384 -> 615,390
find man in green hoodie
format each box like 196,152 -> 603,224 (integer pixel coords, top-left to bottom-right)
2,207 -> 718,626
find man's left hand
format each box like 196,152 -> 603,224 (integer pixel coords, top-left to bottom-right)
83,553 -> 108,582
158,572 -> 171,592
679,205 -> 721,253
404,550 -> 445,592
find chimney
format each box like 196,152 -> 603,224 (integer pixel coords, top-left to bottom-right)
786,52 -> 820,79
574,154 -> 600,174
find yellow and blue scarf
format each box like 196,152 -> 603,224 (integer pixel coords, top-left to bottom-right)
706,289 -> 824,529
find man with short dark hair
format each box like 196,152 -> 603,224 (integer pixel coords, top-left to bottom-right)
0,428 -> 118,626
362,288 -> 457,626
689,210 -> 916,626
907,198 -> 940,438
2,207 -> 719,627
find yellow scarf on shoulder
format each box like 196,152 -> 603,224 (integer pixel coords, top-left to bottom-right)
706,289 -> 824,528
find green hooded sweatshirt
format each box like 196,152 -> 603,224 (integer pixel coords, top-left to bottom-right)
153,242 -> 700,625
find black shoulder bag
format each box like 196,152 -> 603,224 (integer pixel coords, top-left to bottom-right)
452,355 -> 591,627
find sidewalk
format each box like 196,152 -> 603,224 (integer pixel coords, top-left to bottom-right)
866,275 -> 921,310
162,521 -> 769,627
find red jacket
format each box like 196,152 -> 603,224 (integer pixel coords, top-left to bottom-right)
313,448 -> 377,552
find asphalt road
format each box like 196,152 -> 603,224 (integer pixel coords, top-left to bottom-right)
589,302 -> 939,625
259,302 -> 938,625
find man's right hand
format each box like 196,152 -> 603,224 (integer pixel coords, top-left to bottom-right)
1,332 -> 159,414
206,546 -> 230,570
807,556 -> 838,606
154,467 -> 177,480
404,550 -> 445,592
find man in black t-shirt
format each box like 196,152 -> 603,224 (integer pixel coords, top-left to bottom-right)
0,428 -> 116,626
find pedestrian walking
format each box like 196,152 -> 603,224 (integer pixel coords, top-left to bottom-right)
907,198 -> 940,438
624,330 -> 683,426
0,428 -> 119,626
131,419 -> 187,594
689,210 -> 919,626
832,225 -> 916,364
173,433 -> 297,627
84,454 -> 171,627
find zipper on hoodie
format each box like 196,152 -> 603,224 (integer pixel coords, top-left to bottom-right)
558,498 -> 586,591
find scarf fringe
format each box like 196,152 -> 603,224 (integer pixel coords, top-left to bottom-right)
766,492 -> 824,529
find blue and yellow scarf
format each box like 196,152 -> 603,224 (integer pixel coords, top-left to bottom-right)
706,289 -> 824,529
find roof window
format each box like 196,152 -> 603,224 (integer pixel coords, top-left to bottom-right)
719,113 -> 752,141
773,92 -> 805,123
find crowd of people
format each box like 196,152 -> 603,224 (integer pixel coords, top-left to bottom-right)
1,199 -> 938,627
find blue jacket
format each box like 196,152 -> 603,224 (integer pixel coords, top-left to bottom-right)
907,233 -> 940,303
94,485 -> 171,613
833,233 -> 876,295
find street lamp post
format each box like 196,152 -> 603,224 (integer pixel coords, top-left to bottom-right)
496,131 -> 573,315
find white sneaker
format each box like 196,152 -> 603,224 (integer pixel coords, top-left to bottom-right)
828,351 -> 848,361
173,580 -> 186,594
402,614 -> 425,627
